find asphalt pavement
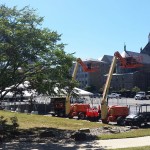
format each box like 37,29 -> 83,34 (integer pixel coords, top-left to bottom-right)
85,97 -> 150,111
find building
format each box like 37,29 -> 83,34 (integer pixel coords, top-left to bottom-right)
71,34 -> 150,92
70,58 -> 111,92
141,33 -> 150,56
109,34 -> 150,91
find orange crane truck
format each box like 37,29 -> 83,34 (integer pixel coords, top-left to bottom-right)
50,58 -> 100,121
101,51 -> 143,125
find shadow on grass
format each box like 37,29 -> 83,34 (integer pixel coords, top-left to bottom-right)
0,141 -> 107,150
0,127 -> 106,150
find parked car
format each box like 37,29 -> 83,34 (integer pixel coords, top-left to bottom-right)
134,91 -> 150,100
124,104 -> 150,127
108,93 -> 121,99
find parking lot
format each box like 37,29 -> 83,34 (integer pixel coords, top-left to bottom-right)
83,96 -> 150,112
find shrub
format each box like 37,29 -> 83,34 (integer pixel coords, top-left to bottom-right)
0,115 -> 19,141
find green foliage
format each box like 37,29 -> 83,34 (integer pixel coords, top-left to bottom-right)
132,86 -> 140,93
0,116 -> 7,126
84,86 -> 92,92
147,87 -> 150,91
0,116 -> 8,134
0,5 -> 75,98
0,115 -> 19,140
120,88 -> 127,92
10,116 -> 19,131
84,85 -> 96,93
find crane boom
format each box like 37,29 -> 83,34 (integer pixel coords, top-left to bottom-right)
101,51 -> 143,123
101,55 -> 117,123
114,51 -> 143,68
65,58 -> 98,115
77,58 -> 98,72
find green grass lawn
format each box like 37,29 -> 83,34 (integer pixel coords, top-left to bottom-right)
0,110 -> 103,130
99,128 -> 150,140
1,110 -> 150,140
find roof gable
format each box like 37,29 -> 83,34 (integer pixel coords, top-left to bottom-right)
101,55 -> 113,64
122,50 -> 150,64
141,42 -> 150,56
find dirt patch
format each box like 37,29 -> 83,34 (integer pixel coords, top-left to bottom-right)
1,125 -> 133,144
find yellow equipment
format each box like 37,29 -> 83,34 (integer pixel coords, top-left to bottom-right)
101,51 -> 143,123
65,58 -> 98,116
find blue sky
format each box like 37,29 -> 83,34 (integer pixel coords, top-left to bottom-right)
1,0 -> 150,59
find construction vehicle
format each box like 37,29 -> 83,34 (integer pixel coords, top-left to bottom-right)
50,97 -> 100,120
101,51 -> 143,124
50,97 -> 66,117
63,58 -> 99,117
124,104 -> 150,127
50,58 -> 100,121
69,103 -> 100,121
50,96 -> 100,120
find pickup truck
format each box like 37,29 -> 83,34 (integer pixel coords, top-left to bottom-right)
135,91 -> 150,100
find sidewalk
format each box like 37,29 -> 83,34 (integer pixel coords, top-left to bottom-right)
79,136 -> 150,149
1,136 -> 150,150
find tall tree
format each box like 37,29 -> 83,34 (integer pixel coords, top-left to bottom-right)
0,5 -> 76,99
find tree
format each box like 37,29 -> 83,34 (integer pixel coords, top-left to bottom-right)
120,88 -> 127,92
84,85 -> 96,93
147,87 -> 150,91
0,5 -> 76,99
132,86 -> 140,93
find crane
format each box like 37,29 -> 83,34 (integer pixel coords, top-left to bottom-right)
115,51 -> 143,68
65,58 -> 98,116
72,58 -> 98,80
101,51 -> 143,123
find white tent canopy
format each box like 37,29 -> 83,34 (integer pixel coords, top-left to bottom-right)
2,82 -> 93,99
2,81 -> 37,99
72,87 -> 93,96
53,87 -> 93,96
